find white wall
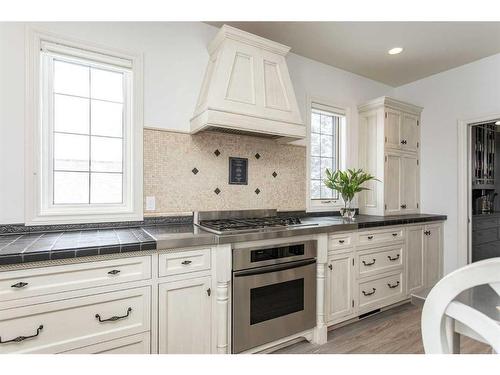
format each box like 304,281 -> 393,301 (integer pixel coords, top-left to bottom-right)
394,53 -> 500,274
0,21 -> 392,224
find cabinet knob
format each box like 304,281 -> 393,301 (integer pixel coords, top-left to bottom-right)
206,288 -> 211,296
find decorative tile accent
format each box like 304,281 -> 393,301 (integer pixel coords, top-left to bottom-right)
255,153 -> 261,159
214,149 -> 221,157
255,188 -> 261,195
272,171 -> 278,178
192,167 -> 199,175
214,188 -> 221,195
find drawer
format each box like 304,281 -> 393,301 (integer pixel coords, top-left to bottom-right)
472,227 -> 498,245
357,244 -> 403,278
60,332 -> 151,354
358,228 -> 404,246
358,272 -> 404,312
472,217 -> 499,230
0,256 -> 151,303
158,248 -> 211,277
0,286 -> 150,354
328,233 -> 355,250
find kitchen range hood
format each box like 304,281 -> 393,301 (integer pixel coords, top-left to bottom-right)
191,25 -> 305,141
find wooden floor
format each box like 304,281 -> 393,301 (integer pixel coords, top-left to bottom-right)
273,303 -> 491,354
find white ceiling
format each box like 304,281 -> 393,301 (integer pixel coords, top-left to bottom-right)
207,22 -> 500,87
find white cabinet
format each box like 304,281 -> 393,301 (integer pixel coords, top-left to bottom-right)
158,276 -> 212,354
359,96 -> 423,216
406,223 -> 444,295
326,253 -> 355,323
406,226 -> 425,295
424,223 -> 443,289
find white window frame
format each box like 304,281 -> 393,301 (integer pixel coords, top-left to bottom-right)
25,29 -> 143,225
306,96 -> 349,212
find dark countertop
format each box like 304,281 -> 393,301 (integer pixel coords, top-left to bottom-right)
0,213 -> 446,266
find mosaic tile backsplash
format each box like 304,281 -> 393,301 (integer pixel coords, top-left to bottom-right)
143,129 -> 307,213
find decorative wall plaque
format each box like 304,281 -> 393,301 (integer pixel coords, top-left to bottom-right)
229,157 -> 248,185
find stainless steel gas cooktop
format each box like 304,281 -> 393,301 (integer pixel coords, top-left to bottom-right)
194,209 -> 317,235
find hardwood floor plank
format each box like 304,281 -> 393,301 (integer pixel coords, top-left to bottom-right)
272,303 -> 491,354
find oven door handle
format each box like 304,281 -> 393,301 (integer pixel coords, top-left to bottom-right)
233,259 -> 316,277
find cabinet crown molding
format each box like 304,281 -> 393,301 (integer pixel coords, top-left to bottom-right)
358,96 -> 423,115
208,25 -> 291,56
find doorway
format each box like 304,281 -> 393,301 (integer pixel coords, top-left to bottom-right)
467,118 -> 500,263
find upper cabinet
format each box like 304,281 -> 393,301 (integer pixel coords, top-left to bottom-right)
358,97 -> 423,216
191,25 -> 305,141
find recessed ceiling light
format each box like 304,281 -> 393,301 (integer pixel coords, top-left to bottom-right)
388,47 -> 403,55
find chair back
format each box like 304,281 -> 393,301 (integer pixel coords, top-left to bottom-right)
421,258 -> 500,353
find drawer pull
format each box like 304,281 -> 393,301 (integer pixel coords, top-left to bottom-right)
338,240 -> 345,244
0,325 -> 43,344
362,259 -> 376,266
11,281 -> 29,288
387,281 -> 400,289
362,288 -> 376,296
107,269 -> 121,275
387,254 -> 400,261
328,264 -> 333,270
181,260 -> 192,265
392,233 -> 398,237
95,307 -> 132,323
367,236 -> 374,240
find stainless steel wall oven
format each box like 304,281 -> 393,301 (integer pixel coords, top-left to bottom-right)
232,240 -> 317,353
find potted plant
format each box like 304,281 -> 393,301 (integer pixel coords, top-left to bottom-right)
324,168 -> 379,220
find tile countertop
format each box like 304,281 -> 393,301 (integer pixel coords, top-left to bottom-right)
0,213 -> 447,266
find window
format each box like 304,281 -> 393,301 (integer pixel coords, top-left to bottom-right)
25,31 -> 143,224
307,99 -> 347,211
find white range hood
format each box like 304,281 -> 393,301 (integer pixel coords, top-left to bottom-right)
191,25 -> 305,141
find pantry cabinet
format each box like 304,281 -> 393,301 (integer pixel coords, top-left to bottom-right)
158,276 -> 212,354
358,96 -> 423,216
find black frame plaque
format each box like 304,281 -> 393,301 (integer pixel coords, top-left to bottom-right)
229,157 -> 248,185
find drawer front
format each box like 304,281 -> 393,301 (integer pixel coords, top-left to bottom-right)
159,249 -> 211,277
0,287 -> 150,354
472,217 -> 499,230
472,227 -> 498,245
0,256 -> 151,303
358,272 -> 404,312
358,228 -> 404,246
357,245 -> 403,278
61,332 -> 151,354
328,233 -> 355,250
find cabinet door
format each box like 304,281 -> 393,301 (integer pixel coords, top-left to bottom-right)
384,153 -> 402,214
406,226 -> 425,295
158,276 -> 212,354
401,154 -> 420,213
326,253 -> 354,323
384,109 -> 401,150
401,113 -> 419,153
424,224 -> 443,289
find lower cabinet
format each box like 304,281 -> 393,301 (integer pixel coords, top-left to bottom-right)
406,226 -> 425,295
61,332 -> 150,354
158,276 -> 212,354
326,253 -> 355,323
423,223 -> 443,289
406,223 -> 443,293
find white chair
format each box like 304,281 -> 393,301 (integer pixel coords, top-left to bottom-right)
421,258 -> 500,354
